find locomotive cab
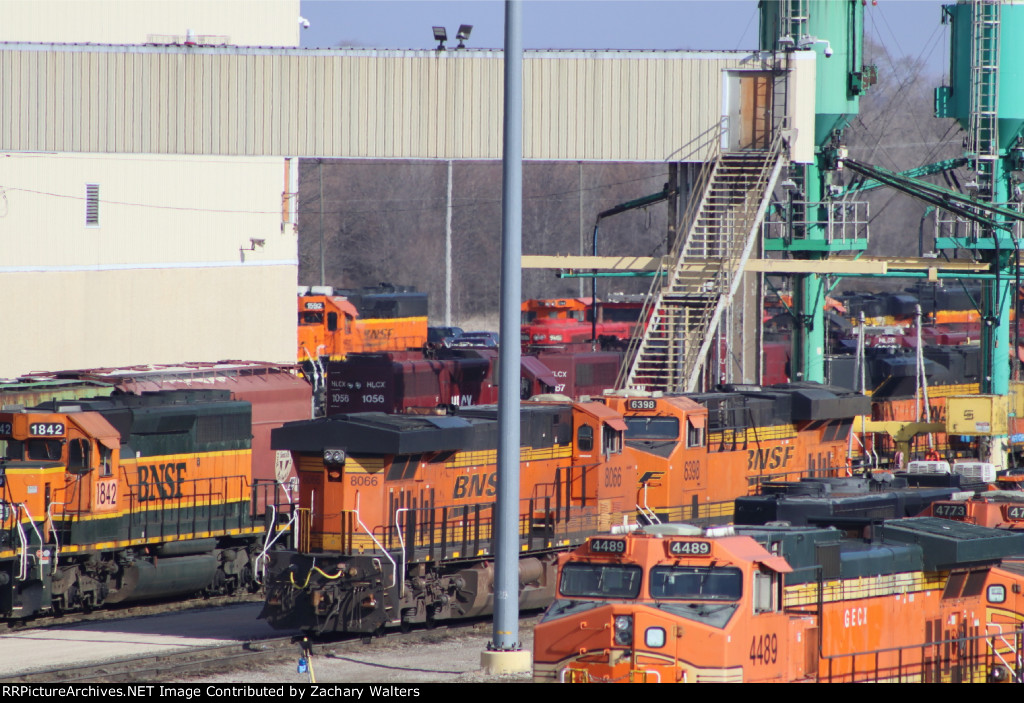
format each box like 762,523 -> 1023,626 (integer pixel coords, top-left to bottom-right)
533,526 -> 807,683
603,393 -> 709,524
297,293 -> 361,364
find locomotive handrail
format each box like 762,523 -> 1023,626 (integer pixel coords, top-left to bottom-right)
636,483 -> 661,525
984,622 -> 1023,683
120,473 -> 254,539
254,507 -> 298,584
13,505 -> 28,580
394,507 -> 410,598
818,628 -> 1022,683
351,493 -> 397,591
45,500 -> 64,575
377,489 -> 618,565
12,503 -> 46,580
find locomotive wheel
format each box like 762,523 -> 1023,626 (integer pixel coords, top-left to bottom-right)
239,563 -> 254,595
361,623 -> 385,644
399,608 -> 416,633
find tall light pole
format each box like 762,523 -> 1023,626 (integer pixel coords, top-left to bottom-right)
481,0 -> 530,675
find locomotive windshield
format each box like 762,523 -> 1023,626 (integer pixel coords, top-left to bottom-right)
3,439 -> 62,462
624,416 -> 678,440
650,565 -> 742,601
560,563 -> 643,599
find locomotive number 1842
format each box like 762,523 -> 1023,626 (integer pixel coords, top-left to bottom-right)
94,479 -> 118,511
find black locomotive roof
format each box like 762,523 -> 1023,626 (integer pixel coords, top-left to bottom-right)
273,403 -> 574,456
27,390 -> 251,457
733,517 -> 1024,585
272,413 -> 480,454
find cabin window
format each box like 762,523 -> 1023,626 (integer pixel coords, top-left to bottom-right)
301,312 -> 323,325
577,425 -> 594,452
560,563 -> 642,599
752,569 -> 776,613
3,441 -> 23,460
687,419 -> 705,448
624,416 -> 678,440
100,447 -> 113,477
520,376 -> 532,400
649,565 -> 742,601
603,426 -> 621,456
345,314 -> 354,333
327,312 -> 338,332
26,439 -> 62,461
68,439 -> 91,472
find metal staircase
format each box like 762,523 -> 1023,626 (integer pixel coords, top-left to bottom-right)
617,131 -> 785,393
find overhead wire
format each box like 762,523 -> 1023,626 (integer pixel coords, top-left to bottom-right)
5,167 -> 670,219
858,6 -> 960,228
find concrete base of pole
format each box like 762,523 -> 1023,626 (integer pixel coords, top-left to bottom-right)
480,649 -> 532,674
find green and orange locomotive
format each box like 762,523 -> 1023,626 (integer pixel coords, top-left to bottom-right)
0,390 -> 290,619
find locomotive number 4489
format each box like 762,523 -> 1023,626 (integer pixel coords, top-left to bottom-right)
669,540 -> 711,556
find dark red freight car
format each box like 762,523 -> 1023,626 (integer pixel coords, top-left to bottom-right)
533,350 -> 623,398
23,361 -> 312,510
324,349 -> 575,415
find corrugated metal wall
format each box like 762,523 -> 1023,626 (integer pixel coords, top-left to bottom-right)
0,45 -> 770,162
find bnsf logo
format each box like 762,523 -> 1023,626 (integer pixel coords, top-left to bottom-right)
452,472 -> 498,499
746,445 -> 794,471
138,462 -> 187,502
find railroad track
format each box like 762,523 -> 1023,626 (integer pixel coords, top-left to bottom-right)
3,592 -> 264,632
0,634 -> 299,684
0,615 -> 541,683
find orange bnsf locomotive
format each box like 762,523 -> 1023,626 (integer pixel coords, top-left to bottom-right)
297,285 -> 428,367
606,383 -> 868,524
0,390 -> 289,619
260,398 -> 638,634
534,519 -> 1024,683
259,383 -> 867,635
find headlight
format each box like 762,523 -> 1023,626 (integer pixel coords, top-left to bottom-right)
533,333 -> 546,341
613,615 -> 633,646
323,448 -> 347,465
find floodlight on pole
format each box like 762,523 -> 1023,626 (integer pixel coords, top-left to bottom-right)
433,26 -> 447,50
456,24 -> 473,48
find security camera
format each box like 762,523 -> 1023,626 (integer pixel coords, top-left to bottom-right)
299,16 -> 310,29
824,46 -> 833,58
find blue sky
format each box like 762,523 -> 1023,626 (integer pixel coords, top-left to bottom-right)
299,1 -> 952,76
